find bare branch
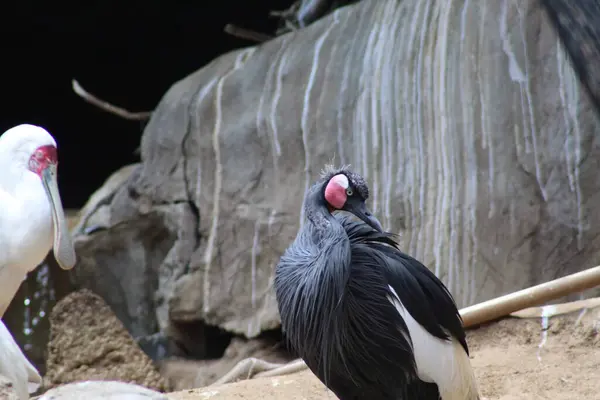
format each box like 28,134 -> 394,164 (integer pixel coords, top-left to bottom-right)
254,358 -> 308,378
224,24 -> 273,43
210,357 -> 295,386
71,79 -> 153,121
269,1 -> 301,18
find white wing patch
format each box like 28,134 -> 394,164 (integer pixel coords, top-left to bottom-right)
331,174 -> 349,189
387,285 -> 479,400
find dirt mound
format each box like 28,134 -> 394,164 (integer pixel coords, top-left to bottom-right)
167,303 -> 600,400
44,289 -> 168,392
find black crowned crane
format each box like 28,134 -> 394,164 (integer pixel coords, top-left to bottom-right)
274,166 -> 479,400
0,124 -> 77,399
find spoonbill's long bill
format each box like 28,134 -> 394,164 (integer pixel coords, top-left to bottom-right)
0,123 -> 76,316
0,123 -> 76,399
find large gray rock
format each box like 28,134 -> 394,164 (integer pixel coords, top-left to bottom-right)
71,0 -> 600,346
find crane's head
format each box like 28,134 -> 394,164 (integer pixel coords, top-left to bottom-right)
320,165 -> 384,232
0,124 -> 76,270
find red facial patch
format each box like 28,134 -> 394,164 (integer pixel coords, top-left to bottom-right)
324,175 -> 348,209
28,145 -> 57,176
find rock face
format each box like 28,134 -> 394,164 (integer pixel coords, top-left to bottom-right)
541,0 -> 600,113
71,0 -> 600,348
69,164 -> 160,339
44,289 -> 168,392
159,336 -> 294,390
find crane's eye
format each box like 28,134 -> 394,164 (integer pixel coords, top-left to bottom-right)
346,188 -> 353,196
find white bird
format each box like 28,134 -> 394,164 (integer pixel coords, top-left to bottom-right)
0,124 -> 77,399
0,320 -> 42,399
0,123 -> 76,315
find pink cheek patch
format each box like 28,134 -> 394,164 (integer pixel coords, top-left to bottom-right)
324,181 -> 347,209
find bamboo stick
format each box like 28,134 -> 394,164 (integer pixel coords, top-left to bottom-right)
460,265 -> 600,328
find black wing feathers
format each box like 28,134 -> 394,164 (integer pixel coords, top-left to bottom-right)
338,213 -> 469,354
276,211 -> 466,400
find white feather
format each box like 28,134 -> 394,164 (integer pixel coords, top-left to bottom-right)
0,319 -> 41,399
387,286 -> 479,400
331,174 -> 349,189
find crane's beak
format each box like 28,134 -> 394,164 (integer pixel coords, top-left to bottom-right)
343,199 -> 384,233
41,165 -> 77,270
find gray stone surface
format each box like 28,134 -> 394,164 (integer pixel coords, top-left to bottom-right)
70,0 -> 600,345
38,381 -> 167,400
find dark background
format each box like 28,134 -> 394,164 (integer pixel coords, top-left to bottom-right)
0,0 -> 292,208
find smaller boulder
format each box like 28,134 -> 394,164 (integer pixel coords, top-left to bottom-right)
44,289 -> 168,392
38,380 -> 167,399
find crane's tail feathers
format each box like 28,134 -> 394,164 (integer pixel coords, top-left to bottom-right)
440,339 -> 480,400
387,286 -> 480,400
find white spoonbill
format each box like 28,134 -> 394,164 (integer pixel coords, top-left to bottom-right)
0,123 -> 76,316
0,123 -> 77,399
0,319 -> 42,399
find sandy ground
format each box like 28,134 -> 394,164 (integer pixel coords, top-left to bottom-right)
167,303 -> 600,400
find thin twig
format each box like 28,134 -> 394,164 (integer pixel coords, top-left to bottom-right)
269,2 -> 301,35
254,358 -> 308,378
210,358 -> 294,386
71,79 -> 153,121
224,24 -> 273,43
269,1 -> 300,18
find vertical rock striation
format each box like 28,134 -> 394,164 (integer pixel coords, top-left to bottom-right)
72,0 -> 600,344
